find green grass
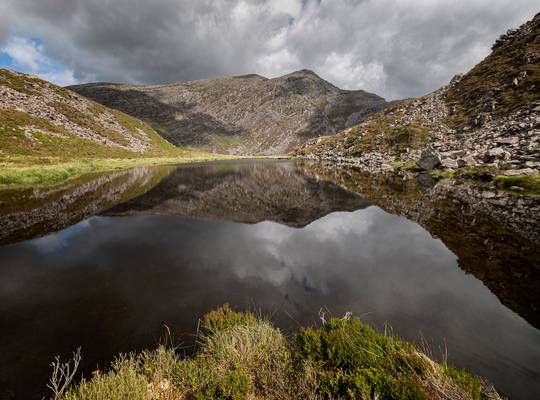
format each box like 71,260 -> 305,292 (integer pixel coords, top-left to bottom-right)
0,153 -> 238,189
430,168 -> 540,195
52,306 -> 500,400
389,160 -> 423,172
494,174 -> 540,195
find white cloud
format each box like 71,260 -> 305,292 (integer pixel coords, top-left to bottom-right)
1,36 -> 44,71
317,53 -> 387,94
1,35 -> 78,86
39,69 -> 78,86
270,0 -> 303,18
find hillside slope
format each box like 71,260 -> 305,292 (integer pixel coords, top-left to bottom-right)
69,70 -> 386,155
297,12 -> 540,175
0,68 -> 178,160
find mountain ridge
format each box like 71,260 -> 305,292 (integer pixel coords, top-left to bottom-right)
69,69 -> 386,155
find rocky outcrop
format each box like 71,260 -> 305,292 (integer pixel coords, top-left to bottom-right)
69,70 -> 386,155
0,68 -> 176,158
296,12 -> 540,175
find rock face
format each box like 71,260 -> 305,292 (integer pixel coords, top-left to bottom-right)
69,70 -> 386,155
296,12 -> 540,174
0,68 -> 176,158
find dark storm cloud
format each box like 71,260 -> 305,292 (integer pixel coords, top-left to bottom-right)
2,0 -> 539,98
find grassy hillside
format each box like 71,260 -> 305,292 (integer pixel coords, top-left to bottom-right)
296,12 -> 540,180
0,68 -> 180,160
446,12 -> 540,126
0,69 -> 234,187
51,306 -> 501,400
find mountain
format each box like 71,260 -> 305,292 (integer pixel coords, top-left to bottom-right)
297,12 -> 540,175
68,70 -> 386,155
0,68 -> 178,159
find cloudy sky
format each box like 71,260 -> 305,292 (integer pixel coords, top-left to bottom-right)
0,0 -> 538,99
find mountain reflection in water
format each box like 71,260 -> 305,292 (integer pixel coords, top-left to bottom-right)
0,160 -> 539,400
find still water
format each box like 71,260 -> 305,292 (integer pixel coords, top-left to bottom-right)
0,160 -> 539,399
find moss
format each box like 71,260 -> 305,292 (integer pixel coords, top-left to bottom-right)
431,167 -> 495,183
390,160 -> 423,172
431,169 -> 456,179
494,174 -> 540,195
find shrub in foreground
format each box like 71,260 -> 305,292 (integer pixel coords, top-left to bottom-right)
53,305 -> 501,400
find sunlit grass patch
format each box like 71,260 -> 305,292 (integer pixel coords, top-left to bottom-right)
0,153 -> 237,189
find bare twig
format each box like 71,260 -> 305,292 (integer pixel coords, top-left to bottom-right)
47,347 -> 82,399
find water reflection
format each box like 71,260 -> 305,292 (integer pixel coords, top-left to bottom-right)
0,165 -> 173,245
107,160 -> 370,226
0,160 -> 539,400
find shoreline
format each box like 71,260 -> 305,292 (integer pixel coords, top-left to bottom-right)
0,154 -> 290,189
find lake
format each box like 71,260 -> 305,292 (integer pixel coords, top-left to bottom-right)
0,160 -> 539,400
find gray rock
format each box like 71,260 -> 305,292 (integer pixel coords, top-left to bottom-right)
441,158 -> 459,169
497,137 -> 519,145
456,159 -> 467,168
481,191 -> 497,199
417,147 -> 441,171
503,168 -> 537,176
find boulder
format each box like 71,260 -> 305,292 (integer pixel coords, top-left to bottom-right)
483,147 -> 509,162
441,158 -> 459,169
497,137 -> 519,145
416,147 -> 441,171
460,156 -> 478,167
